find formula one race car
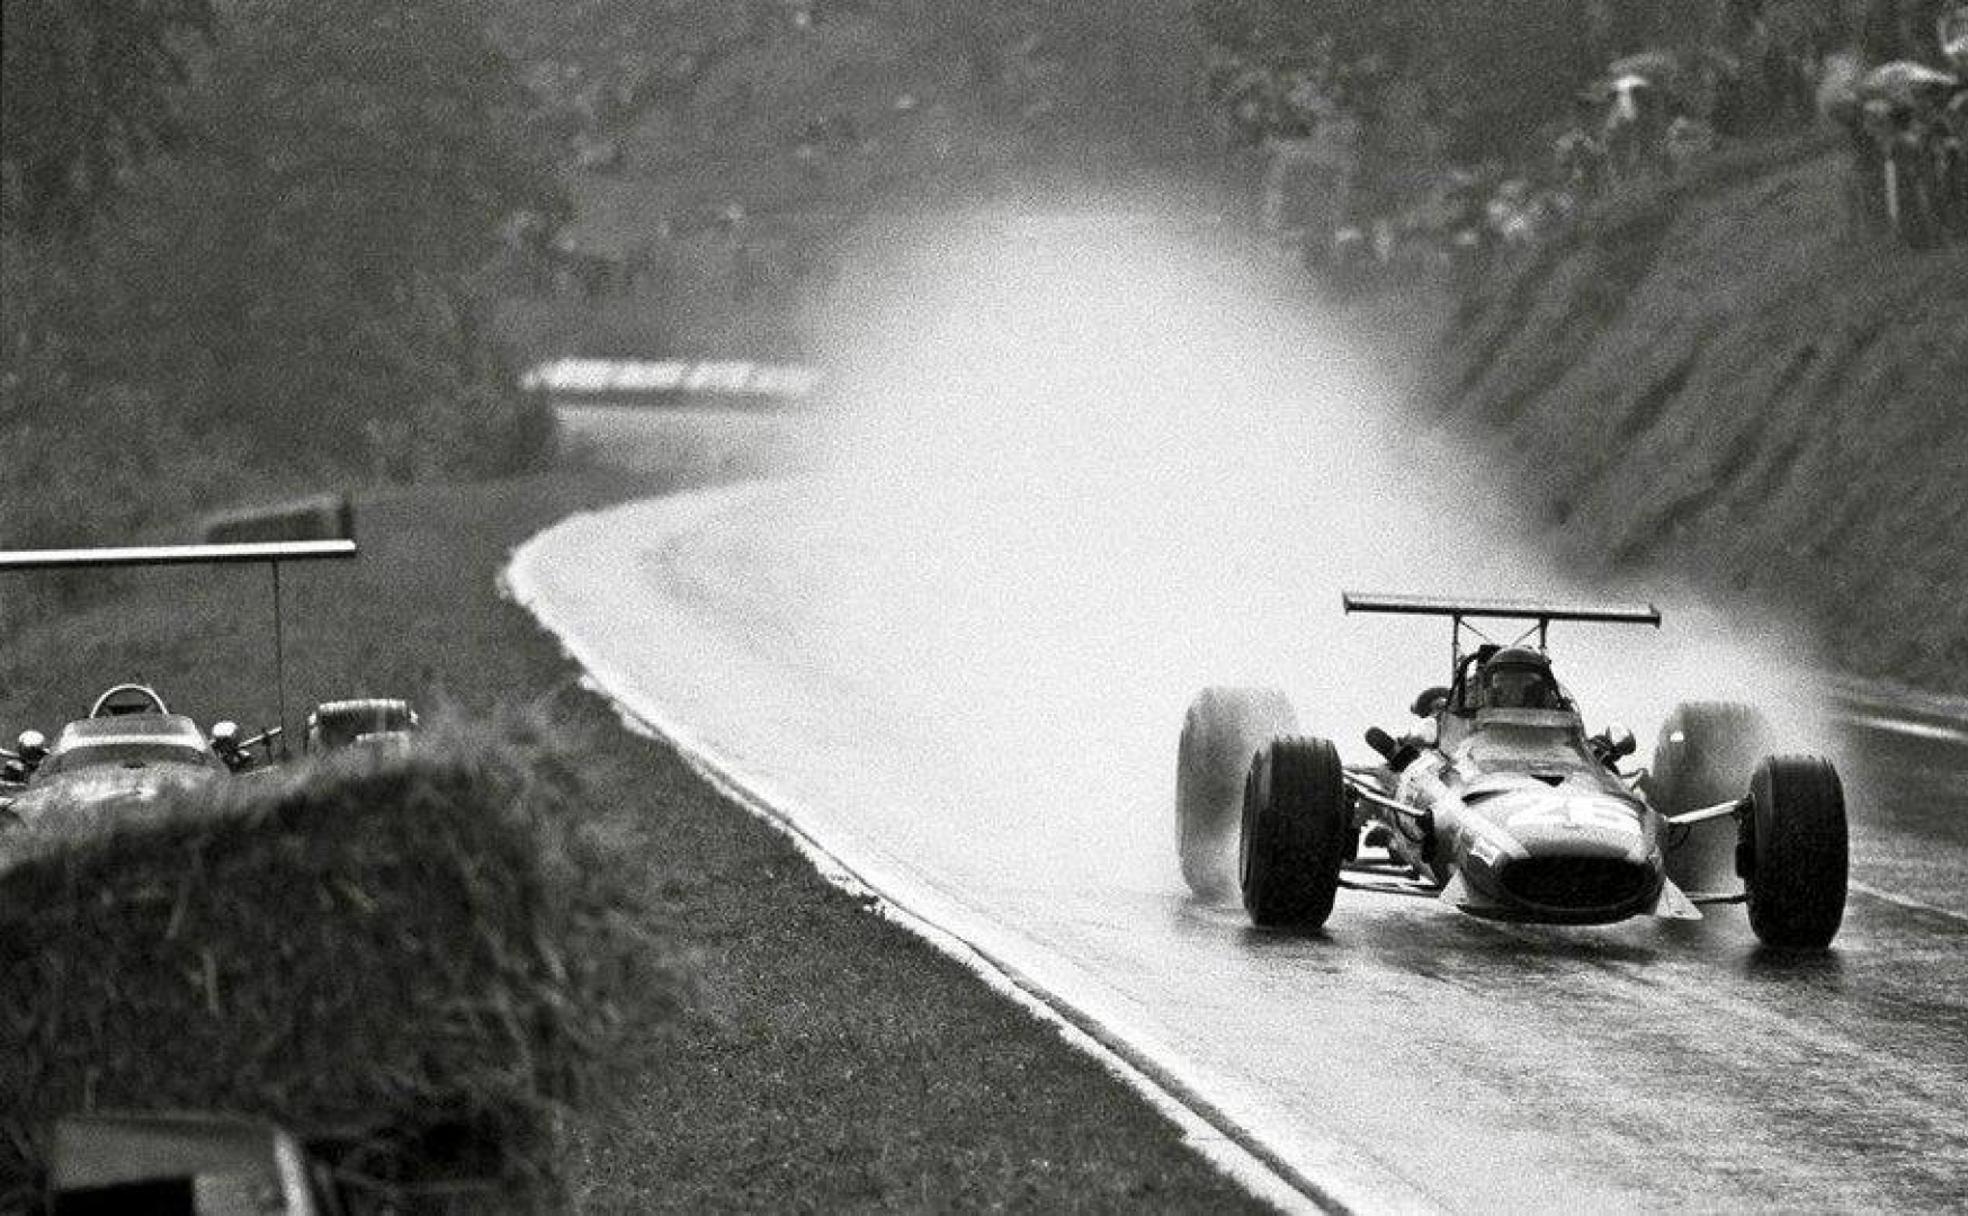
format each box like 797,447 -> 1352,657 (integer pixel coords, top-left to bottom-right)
0,538 -> 421,834
1175,594 -> 1848,949
0,684 -> 285,831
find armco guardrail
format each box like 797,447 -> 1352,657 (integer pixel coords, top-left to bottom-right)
519,358 -> 822,402
201,493 -> 354,545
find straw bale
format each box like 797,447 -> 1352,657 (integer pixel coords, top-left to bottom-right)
0,714 -> 671,1209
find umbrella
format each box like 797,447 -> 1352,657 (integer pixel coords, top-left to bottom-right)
1607,50 -> 1681,86
1860,61 -> 1959,107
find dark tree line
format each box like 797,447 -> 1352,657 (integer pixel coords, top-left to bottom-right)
0,0 -> 214,235
2,0 -> 561,545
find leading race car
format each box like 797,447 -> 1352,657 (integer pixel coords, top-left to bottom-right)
1175,593 -> 1849,949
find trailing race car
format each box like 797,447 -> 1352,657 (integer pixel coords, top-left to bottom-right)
0,537 -> 420,835
0,685 -> 283,832
1175,593 -> 1848,949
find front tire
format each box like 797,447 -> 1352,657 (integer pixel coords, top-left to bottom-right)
1239,737 -> 1347,929
1175,688 -> 1297,899
1743,756 -> 1849,950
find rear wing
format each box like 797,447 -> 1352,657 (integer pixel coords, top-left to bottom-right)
0,539 -> 356,571
1344,591 -> 1659,683
1341,592 -> 1660,627
1,539 -> 360,748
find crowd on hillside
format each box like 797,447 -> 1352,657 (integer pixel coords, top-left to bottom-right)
1212,2 -> 1968,293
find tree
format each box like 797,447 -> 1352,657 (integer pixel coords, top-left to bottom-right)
1195,0 -> 1599,162
101,0 -> 562,467
0,0 -> 213,234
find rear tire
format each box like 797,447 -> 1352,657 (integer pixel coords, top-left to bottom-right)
306,698 -> 420,753
1175,688 -> 1297,899
1744,756 -> 1848,950
1239,737 -> 1347,929
1648,701 -> 1772,812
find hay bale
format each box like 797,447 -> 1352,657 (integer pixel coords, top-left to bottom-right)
0,714 -> 673,1210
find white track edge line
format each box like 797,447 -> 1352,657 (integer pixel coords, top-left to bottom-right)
498,540 -> 1365,1216
1821,707 -> 1968,923
1832,712 -> 1968,746
1848,882 -> 1968,927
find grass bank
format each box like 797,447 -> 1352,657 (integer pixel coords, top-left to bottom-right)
1435,143 -> 1968,692
0,451 -> 1267,1212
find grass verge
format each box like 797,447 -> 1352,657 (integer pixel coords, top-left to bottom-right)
0,454 -> 1270,1212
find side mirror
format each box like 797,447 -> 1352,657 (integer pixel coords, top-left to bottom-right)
1365,726 -> 1422,773
210,720 -> 241,752
16,730 -> 47,767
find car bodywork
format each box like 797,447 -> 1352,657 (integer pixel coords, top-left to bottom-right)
1333,593 -> 1731,924
6,709 -> 224,829
1352,700 -> 1702,924
0,685 -> 271,834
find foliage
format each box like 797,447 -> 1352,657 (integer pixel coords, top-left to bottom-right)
1,0 -> 561,548
0,235 -> 247,549
101,0 -> 560,468
1197,0 -> 1599,162
0,0 -> 214,234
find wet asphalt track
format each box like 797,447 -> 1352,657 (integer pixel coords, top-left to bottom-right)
526,407 -> 1968,1213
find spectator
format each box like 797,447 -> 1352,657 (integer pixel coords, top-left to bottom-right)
1665,114 -> 1718,175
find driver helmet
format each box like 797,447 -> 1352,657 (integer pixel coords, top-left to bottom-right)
1480,647 -> 1561,710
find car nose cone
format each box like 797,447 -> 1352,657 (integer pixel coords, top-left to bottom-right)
1476,790 -> 1660,920
1495,854 -> 1659,917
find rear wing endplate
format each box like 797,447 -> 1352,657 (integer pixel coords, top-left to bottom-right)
1342,591 -> 1660,627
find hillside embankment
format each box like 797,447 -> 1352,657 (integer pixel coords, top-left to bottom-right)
1434,141 -> 1968,693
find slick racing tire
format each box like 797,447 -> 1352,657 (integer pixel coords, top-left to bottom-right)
1176,687 -> 1297,900
1650,702 -> 1773,896
1239,737 -> 1347,930
306,698 -> 419,753
1743,756 -> 1848,950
